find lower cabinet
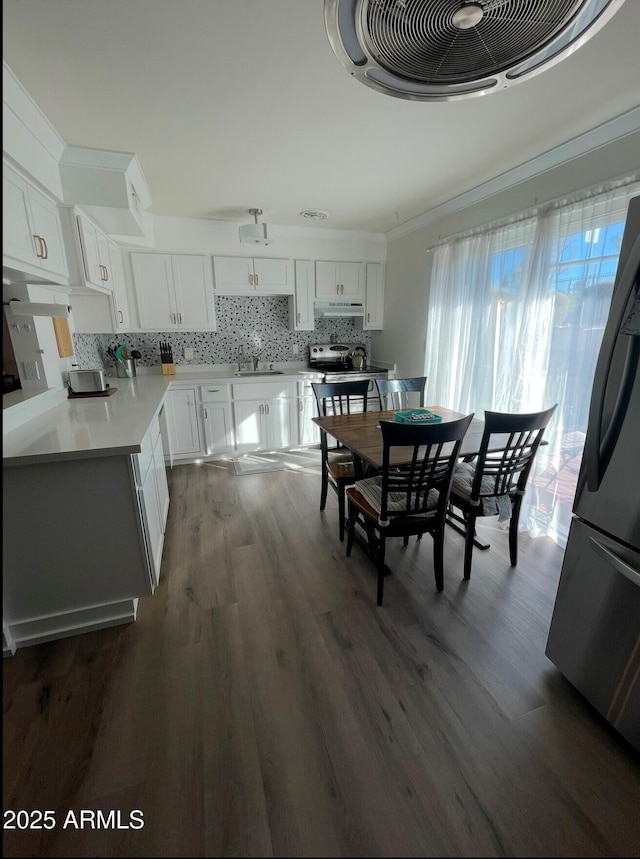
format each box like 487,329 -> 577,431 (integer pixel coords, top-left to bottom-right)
165,387 -> 203,460
2,412 -> 170,650
298,379 -> 320,446
232,381 -> 296,452
135,415 -> 170,589
199,383 -> 234,455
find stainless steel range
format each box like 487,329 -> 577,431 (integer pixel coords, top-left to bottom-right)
308,342 -> 388,408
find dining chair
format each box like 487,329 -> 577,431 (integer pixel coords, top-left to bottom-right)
448,404 -> 558,580
375,376 -> 427,411
345,413 -> 474,605
312,379 -> 371,541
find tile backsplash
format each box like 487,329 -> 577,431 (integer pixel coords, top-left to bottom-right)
72,295 -> 371,370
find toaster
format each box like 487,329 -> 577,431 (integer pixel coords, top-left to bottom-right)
68,369 -> 109,393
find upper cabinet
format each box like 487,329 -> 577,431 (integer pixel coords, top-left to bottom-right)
131,252 -> 217,331
3,161 -> 69,285
76,211 -> 114,291
288,259 -> 315,331
59,146 -> 152,239
315,260 -> 364,300
213,256 -> 293,295
364,262 -> 384,330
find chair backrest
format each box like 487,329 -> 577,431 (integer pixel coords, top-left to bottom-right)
376,376 -> 427,411
377,413 -> 474,525
312,380 -> 371,417
471,405 -> 558,501
312,380 -> 371,453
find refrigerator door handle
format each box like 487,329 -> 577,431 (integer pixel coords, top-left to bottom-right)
590,536 -> 640,587
586,233 -> 640,491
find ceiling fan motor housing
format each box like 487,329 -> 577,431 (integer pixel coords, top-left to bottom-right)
324,0 -> 625,100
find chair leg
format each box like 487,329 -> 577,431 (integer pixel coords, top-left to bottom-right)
377,534 -> 387,606
346,502 -> 357,556
463,512 -> 476,580
320,467 -> 328,510
433,529 -> 444,592
509,497 -> 521,566
338,487 -> 346,541
403,535 -> 409,546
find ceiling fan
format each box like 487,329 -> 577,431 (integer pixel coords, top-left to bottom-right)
324,0 -> 626,100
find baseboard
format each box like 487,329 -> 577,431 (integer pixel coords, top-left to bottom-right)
4,598 -> 139,653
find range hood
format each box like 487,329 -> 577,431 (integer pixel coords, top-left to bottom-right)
314,301 -> 365,318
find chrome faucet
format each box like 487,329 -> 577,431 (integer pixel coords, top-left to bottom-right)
251,354 -> 259,371
237,344 -> 245,371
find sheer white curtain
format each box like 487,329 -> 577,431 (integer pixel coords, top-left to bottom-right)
426,178 -> 640,546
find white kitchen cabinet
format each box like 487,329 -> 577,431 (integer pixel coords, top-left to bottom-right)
288,259 -> 315,331
165,387 -> 203,460
297,378 -> 321,446
131,252 -> 216,330
213,255 -> 293,295
315,260 -> 364,300
232,380 -> 296,452
199,384 -> 234,455
3,417 -> 170,647
136,414 -> 170,588
3,161 -> 69,284
364,262 -> 384,329
77,211 -> 114,291
109,240 -> 131,330
71,239 -> 131,334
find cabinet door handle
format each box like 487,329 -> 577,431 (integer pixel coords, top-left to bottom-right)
33,235 -> 43,258
203,407 -> 208,419
41,236 -> 49,259
336,284 -> 339,294
178,313 -> 182,324
255,274 -> 259,286
367,312 -> 371,323
103,265 -> 109,281
118,310 -> 124,323
207,388 -> 220,393
249,273 -> 254,286
299,400 -> 303,412
297,312 -> 301,323
171,313 -> 176,324
265,403 -> 269,415
260,404 -> 264,415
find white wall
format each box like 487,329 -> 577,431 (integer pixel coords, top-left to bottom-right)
375,129 -> 640,379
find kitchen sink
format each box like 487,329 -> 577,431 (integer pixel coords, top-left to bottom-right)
234,370 -> 284,376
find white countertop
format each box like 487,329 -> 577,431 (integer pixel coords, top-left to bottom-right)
2,367 -> 322,466
2,376 -> 172,466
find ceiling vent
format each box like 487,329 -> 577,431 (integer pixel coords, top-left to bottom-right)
239,208 -> 274,245
300,209 -> 330,221
324,0 -> 625,101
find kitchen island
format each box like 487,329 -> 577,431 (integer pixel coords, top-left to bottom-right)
2,366 -> 318,654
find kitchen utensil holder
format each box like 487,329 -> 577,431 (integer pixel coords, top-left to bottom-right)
161,362 -> 176,375
115,359 -> 137,379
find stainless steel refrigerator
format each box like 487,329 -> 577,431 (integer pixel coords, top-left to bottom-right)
546,194 -> 640,752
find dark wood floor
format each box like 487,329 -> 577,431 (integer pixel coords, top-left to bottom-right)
4,459 -> 640,857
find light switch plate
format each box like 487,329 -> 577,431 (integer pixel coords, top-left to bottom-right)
184,348 -> 194,361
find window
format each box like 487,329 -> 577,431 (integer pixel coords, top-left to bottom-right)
426,180 -> 639,546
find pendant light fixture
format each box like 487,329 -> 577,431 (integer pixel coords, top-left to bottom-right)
239,208 -> 274,246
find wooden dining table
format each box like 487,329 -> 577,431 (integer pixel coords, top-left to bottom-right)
312,406 -> 485,475
312,405 -> 490,549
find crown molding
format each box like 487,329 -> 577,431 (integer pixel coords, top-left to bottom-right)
386,106 -> 640,241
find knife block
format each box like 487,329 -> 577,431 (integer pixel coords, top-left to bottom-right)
161,363 -> 176,375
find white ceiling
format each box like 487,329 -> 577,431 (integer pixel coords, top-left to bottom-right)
3,0 -> 640,235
